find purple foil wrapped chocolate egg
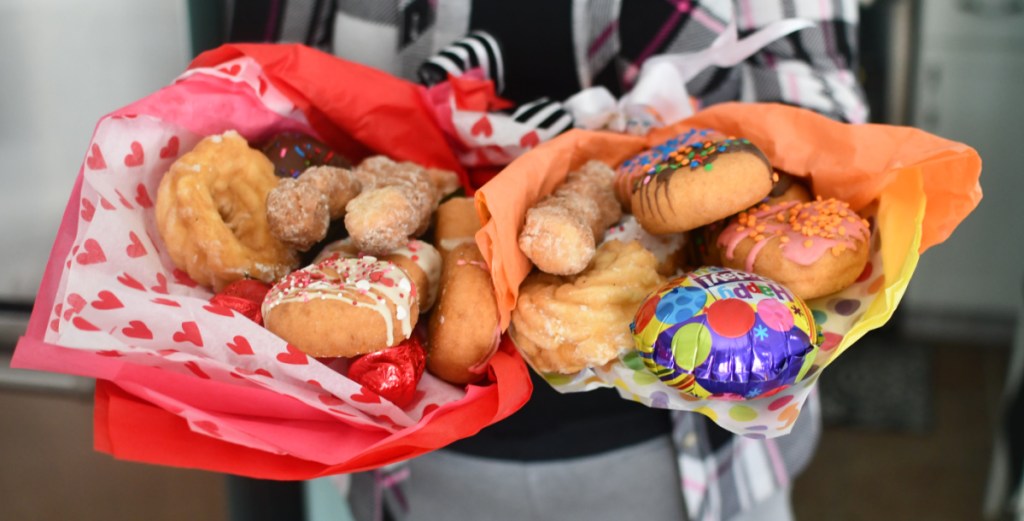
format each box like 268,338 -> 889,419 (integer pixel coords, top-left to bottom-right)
630,266 -> 818,399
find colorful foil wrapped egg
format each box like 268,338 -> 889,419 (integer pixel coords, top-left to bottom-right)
630,266 -> 818,399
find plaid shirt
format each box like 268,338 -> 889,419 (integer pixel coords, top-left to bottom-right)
227,1 -> 863,519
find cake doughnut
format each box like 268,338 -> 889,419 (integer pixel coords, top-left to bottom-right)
629,136 -> 774,234
314,238 -> 442,311
345,156 -> 460,255
266,166 -> 362,251
614,128 -> 724,211
427,198 -> 502,384
510,240 -> 665,374
261,131 -> 351,178
262,255 -> 420,357
717,197 -> 871,300
763,171 -> 812,206
631,266 -> 817,399
155,131 -> 298,291
518,160 -> 622,276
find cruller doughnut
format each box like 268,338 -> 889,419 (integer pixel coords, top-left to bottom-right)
155,130 -> 298,291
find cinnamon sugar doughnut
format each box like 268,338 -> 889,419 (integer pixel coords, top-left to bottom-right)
345,156 -> 459,255
518,160 -> 622,276
629,137 -> 774,234
266,166 -> 361,251
155,131 -> 298,291
262,255 -> 419,358
717,198 -> 871,300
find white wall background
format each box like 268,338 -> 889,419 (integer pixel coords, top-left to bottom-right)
0,0 -> 191,300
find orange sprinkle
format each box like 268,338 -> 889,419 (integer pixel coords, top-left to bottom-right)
772,172 -> 780,182
775,213 -> 786,222
803,239 -> 813,248
736,226 -> 746,232
755,234 -> 766,241
780,236 -> 790,243
838,227 -> 847,236
756,224 -> 766,232
830,246 -> 843,256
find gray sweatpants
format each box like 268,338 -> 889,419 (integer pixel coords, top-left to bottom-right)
348,435 -> 795,521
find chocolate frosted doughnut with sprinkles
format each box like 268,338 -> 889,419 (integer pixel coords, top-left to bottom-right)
262,255 -> 419,358
614,128 -> 724,211
717,197 -> 872,300
628,136 -> 774,235
261,131 -> 351,179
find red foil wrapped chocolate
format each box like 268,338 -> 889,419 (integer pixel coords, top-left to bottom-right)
348,336 -> 427,408
210,279 -> 272,325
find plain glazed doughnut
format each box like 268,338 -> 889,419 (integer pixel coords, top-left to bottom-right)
427,197 -> 502,384
717,198 -> 871,300
155,131 -> 298,291
262,255 -> 419,358
628,137 -> 774,234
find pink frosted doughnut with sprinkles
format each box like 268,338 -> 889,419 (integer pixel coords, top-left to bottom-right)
717,197 -> 871,300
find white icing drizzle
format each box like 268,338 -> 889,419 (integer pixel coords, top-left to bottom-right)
262,256 -> 414,346
438,237 -> 476,252
314,238 -> 442,311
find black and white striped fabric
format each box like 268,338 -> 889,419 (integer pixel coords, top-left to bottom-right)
417,31 -> 505,93
507,97 -> 574,137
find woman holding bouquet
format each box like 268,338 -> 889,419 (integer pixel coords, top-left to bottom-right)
218,1 -> 867,520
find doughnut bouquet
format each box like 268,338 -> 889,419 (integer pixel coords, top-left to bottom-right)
12,44 -> 532,478
476,103 -> 982,437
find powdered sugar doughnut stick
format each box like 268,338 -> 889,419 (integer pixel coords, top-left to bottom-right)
518,160 -> 622,276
